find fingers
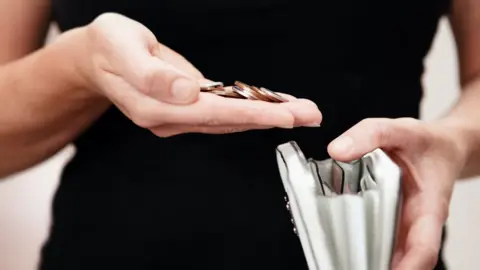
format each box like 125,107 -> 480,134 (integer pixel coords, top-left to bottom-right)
391,212 -> 408,269
102,74 -> 317,129
276,92 -> 297,101
394,214 -> 443,270
101,67 -> 322,130
328,118 -> 391,161
114,42 -> 200,105
148,92 -> 296,128
162,93 -> 323,127
391,249 -> 405,269
281,98 -> 322,126
150,124 -> 272,137
148,97 -> 320,136
392,190 -> 447,270
152,42 -> 205,80
274,93 -> 321,126
90,13 -> 201,105
327,118 -> 424,161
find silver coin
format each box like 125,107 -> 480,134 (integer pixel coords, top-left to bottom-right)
200,81 -> 224,91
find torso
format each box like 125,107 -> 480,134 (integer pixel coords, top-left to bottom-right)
41,0 -> 449,269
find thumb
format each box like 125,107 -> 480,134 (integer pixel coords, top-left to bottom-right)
93,13 -> 202,105
118,42 -> 201,105
328,118 -> 408,161
151,42 -> 205,80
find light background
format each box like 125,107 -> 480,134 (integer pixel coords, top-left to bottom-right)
0,19 -> 478,269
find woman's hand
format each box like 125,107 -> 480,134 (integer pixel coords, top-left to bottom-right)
327,117 -> 466,270
72,13 -> 321,136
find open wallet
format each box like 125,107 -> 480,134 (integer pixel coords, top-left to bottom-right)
275,141 -> 403,270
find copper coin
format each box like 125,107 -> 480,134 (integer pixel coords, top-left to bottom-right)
209,89 -> 226,95
212,87 -> 243,98
249,85 -> 275,102
222,86 -> 243,98
234,81 -> 251,91
240,86 -> 263,101
234,81 -> 265,101
221,92 -> 243,98
259,87 -> 288,103
200,81 -> 224,91
232,85 -> 257,100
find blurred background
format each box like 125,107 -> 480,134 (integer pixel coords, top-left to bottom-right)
0,18 -> 478,270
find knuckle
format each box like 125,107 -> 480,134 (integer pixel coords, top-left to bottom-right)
92,13 -> 121,27
89,14 -> 116,38
87,14 -> 119,61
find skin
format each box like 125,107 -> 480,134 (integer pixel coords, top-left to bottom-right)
0,0 -> 479,269
0,10 -> 322,178
328,0 -> 480,269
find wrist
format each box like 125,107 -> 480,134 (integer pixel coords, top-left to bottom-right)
45,27 -> 104,101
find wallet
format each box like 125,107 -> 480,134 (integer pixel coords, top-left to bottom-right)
276,141 -> 402,270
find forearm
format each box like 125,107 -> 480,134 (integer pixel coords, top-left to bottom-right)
0,28 -> 109,178
437,78 -> 480,179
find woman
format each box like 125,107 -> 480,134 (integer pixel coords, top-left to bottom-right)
2,0 -> 480,269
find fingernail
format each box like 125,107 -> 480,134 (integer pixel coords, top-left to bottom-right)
331,136 -> 354,154
171,78 -> 197,103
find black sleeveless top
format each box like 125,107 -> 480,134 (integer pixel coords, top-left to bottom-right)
41,0 -> 449,269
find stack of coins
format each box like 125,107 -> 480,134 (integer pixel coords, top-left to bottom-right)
200,81 -> 288,103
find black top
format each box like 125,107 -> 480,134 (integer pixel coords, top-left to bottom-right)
41,0 -> 449,269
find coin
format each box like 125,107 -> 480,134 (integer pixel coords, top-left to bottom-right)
234,81 -> 270,102
232,85 -> 258,100
250,85 -> 275,102
211,87 -> 243,98
259,87 -> 288,103
200,80 -> 288,103
200,81 -> 224,91
223,86 -> 243,98
209,89 -> 226,95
